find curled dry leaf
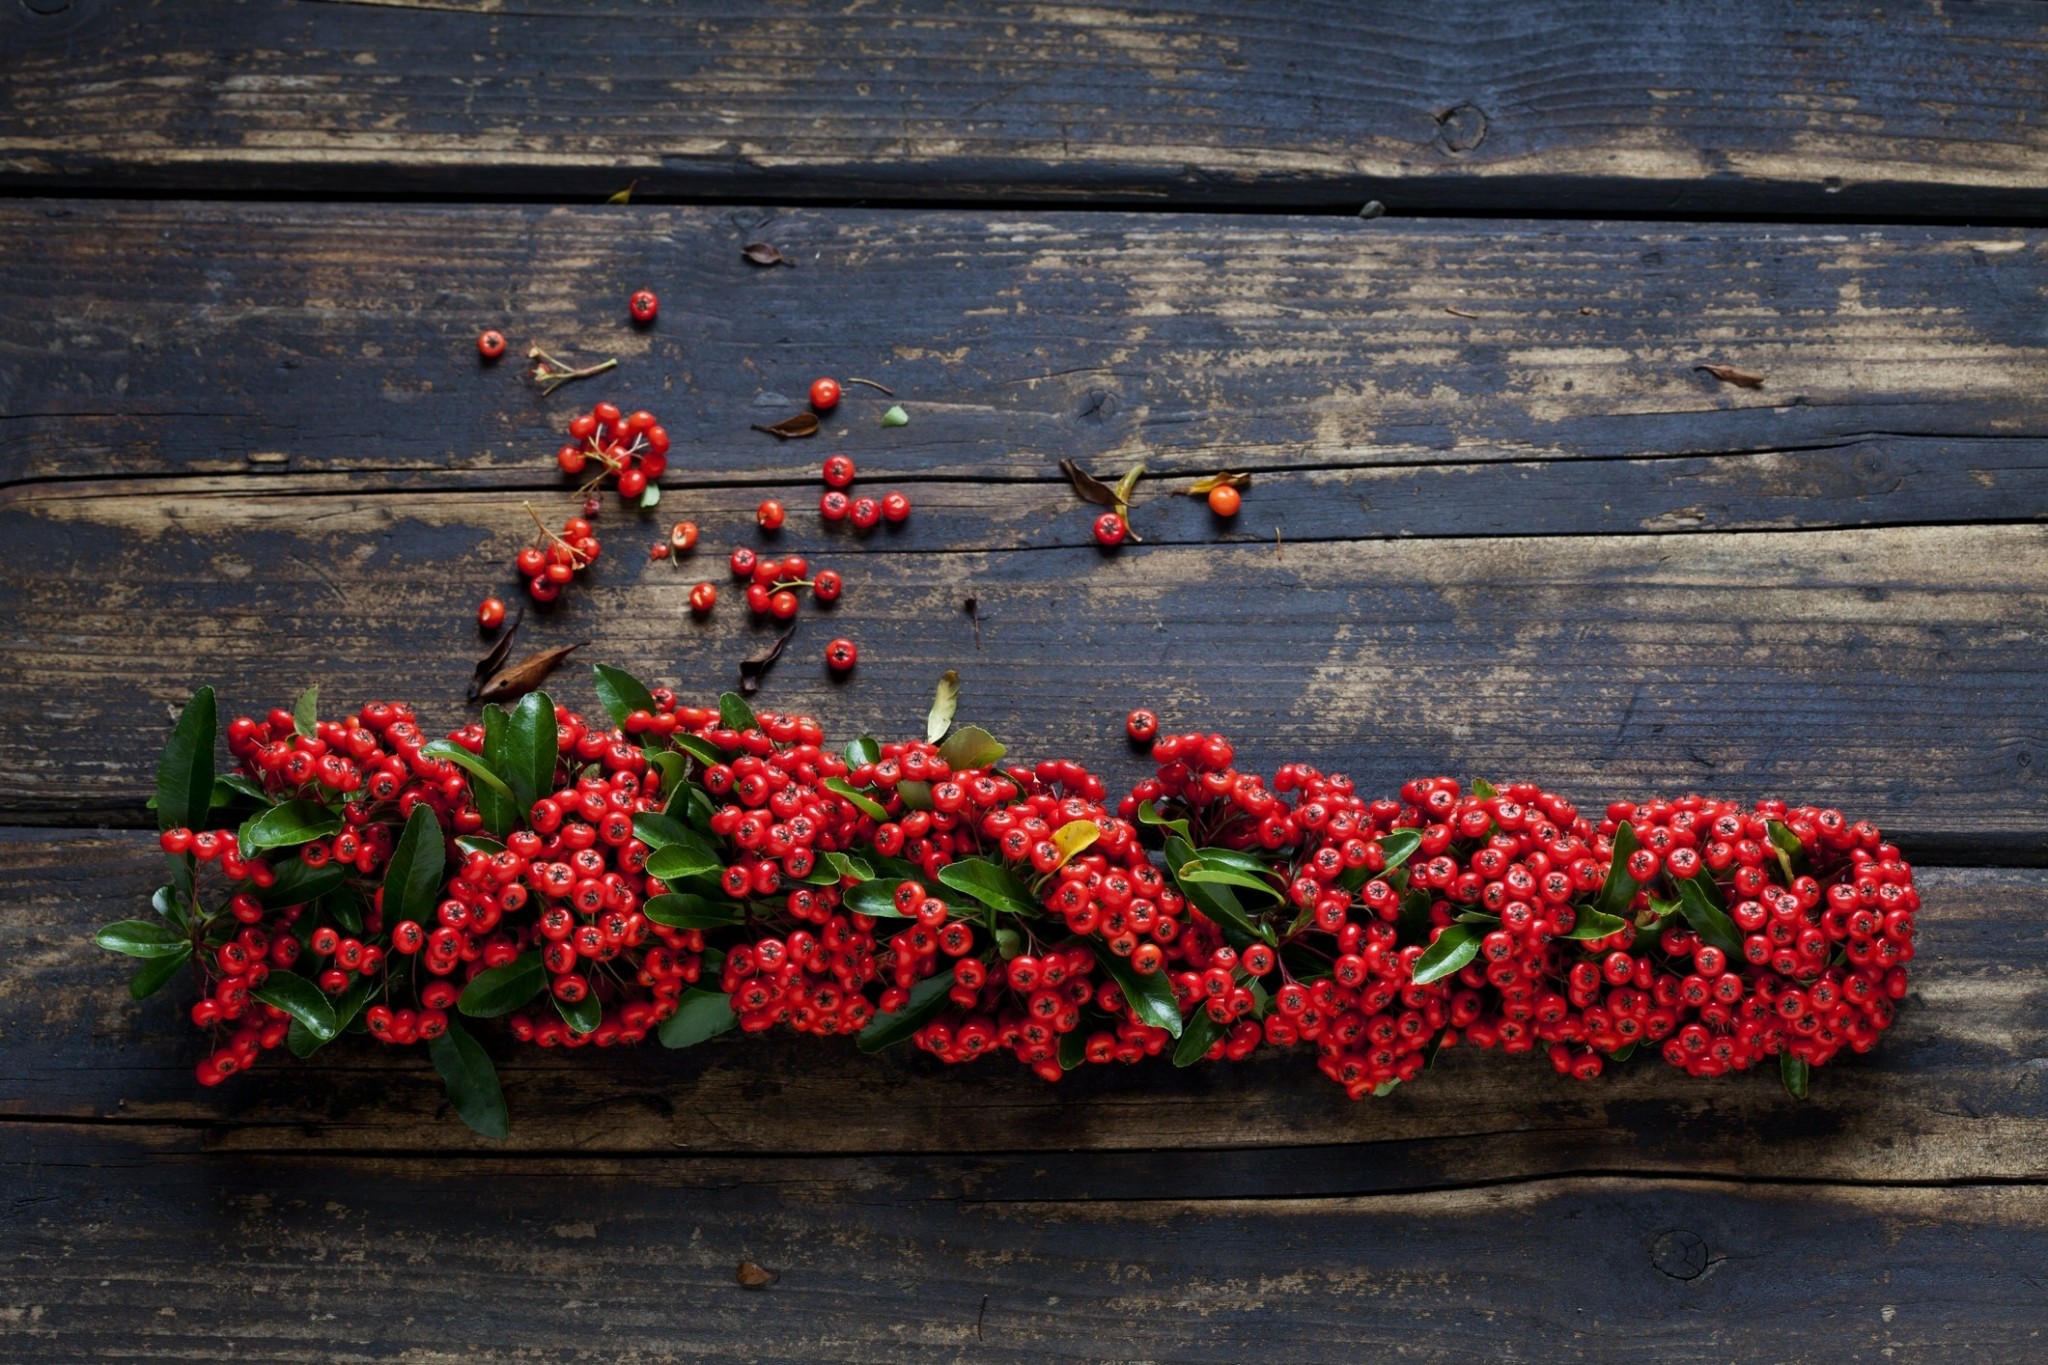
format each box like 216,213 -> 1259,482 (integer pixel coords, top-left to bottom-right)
735,1260 -> 780,1289
474,642 -> 589,705
1058,459 -> 1118,509
742,243 -> 791,267
1186,472 -> 1253,497
738,623 -> 798,695
751,413 -> 820,440
1695,363 -> 1765,389
467,612 -> 525,701
927,669 -> 960,744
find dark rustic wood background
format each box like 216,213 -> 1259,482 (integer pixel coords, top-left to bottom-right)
3,2 -> 2045,1359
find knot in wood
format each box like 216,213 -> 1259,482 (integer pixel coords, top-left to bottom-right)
1651,1229 -> 1711,1280
1435,103 -> 1489,154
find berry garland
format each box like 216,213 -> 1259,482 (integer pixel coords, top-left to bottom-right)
99,670 -> 1920,1138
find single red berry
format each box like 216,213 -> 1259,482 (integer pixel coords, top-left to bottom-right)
649,543 -> 670,561
881,491 -> 910,523
569,413 -> 598,441
820,490 -> 850,522
516,547 -> 547,578
752,556 -> 784,586
729,546 -> 757,578
617,467 -> 648,500
1126,708 -> 1159,743
1094,511 -> 1127,547
629,289 -> 658,324
850,496 -> 881,530
757,500 -> 786,531
477,597 -> 507,630
822,453 -> 855,488
745,582 -> 772,615
811,378 -> 842,412
812,569 -> 843,603
769,589 -> 800,621
780,554 -> 810,581
477,330 -> 506,361
528,574 -> 560,602
669,521 -> 698,553
1207,483 -> 1242,517
825,637 -> 858,672
557,444 -> 587,476
582,496 -> 601,518
689,582 -> 717,613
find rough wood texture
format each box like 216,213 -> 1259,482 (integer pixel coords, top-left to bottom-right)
7,1136 -> 2045,1360
4,203 -> 2045,488
3,1 -> 2046,216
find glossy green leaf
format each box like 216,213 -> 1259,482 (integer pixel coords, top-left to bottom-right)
215,773 -> 271,805
1091,945 -> 1183,1038
1675,872 -> 1743,957
455,835 -> 506,857
659,987 -> 739,1049
289,973 -> 380,1057
253,969 -> 339,1040
642,893 -> 746,929
824,777 -> 889,823
671,732 -> 726,767
1593,821 -> 1642,918
645,841 -> 723,886
639,482 -> 661,508
1561,905 -> 1631,941
630,811 -> 697,852
150,885 -> 186,926
292,684 -> 319,740
1781,1052 -> 1811,1100
718,691 -> 757,733
322,886 -> 365,936
254,857 -> 344,908
896,780 -> 932,812
506,691 -> 559,813
1135,800 -> 1191,844
1767,820 -> 1806,883
937,857 -> 1039,917
470,703 -> 518,837
1058,1027 -> 1088,1071
239,800 -> 343,852
457,951 -> 546,1017
591,664 -> 658,729
381,803 -> 447,929
843,735 -> 881,768
128,945 -> 191,1000
1172,1005 -> 1226,1066
1165,835 -> 1269,943
1178,862 -> 1287,899
555,991 -> 600,1035
1412,924 -> 1482,986
95,919 -> 189,958
428,1020 -> 509,1141
937,724 -> 1006,772
419,740 -> 517,804
843,880 -> 914,919
856,972 -> 955,1053
155,687 -> 216,834
1376,828 -> 1423,874
1470,777 -> 1497,800
925,670 -> 959,743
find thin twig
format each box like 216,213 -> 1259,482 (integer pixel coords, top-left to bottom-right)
526,345 -> 618,397
845,377 -> 895,396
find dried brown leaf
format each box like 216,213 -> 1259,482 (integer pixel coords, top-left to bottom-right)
467,612 -> 524,701
751,413 -> 820,440
474,642 -> 588,704
735,1260 -> 780,1289
1695,363 -> 1764,389
739,624 -> 798,695
1059,458 -> 1119,509
742,243 -> 791,267
1186,472 -> 1253,497
1444,305 -> 1479,319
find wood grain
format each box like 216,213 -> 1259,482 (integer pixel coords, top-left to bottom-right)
3,1 -> 2046,216
9,829 -> 2043,1184
3,203 -> 2044,487
5,1133 -> 2044,1360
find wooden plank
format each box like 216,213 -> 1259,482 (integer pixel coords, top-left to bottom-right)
1,477 -> 2042,846
4,1137 -> 2044,1359
3,203 -> 2045,487
4,1 -> 2047,215
8,828 -> 2044,1184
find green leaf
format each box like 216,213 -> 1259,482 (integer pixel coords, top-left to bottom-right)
455,835 -> 506,857
880,403 -> 909,427
1091,945 -> 1183,1038
1377,828 -> 1423,874
155,687 -> 216,834
1172,1005 -> 1226,1066
843,880 -> 914,919
1373,1079 -> 1401,1097
471,704 -> 518,837
630,811 -> 698,852
1781,1052 -> 1811,1100
238,799 -> 343,852
936,857 -> 1039,917
896,779 -> 932,812
856,972 -> 955,1053
555,990 -> 600,1035
642,893 -> 746,929
1471,777 -> 1497,800
592,664 -> 658,729
1135,800 -> 1191,844
1059,1027 -> 1088,1071
321,886 -> 365,936
254,856 -> 344,908
428,1020 -> 509,1141
671,732 -> 726,767
128,945 -> 191,999
290,974 -> 380,1056
1610,1041 -> 1639,1064
292,684 -> 319,740
1165,835 -> 1269,943
95,919 -> 189,958
660,987 -> 739,1049
381,803 -> 446,928
1767,820 -> 1806,883
419,741 -> 518,805
1593,821 -> 1642,918
1178,862 -> 1286,899
1562,905 -> 1631,941
1674,873 -> 1743,957
215,773 -> 271,805
843,735 -> 881,768
824,776 -> 889,823
718,691 -> 757,733
937,724 -> 1005,772
150,885 -> 186,926
639,482 -> 661,509
507,691 -> 559,812
458,951 -> 547,1017
1412,924 -> 1482,986
253,969 -> 339,1040
645,840 -> 724,886
925,670 -> 959,744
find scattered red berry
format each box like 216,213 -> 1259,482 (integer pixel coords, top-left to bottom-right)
477,598 -> 507,630
850,496 -> 881,531
1208,484 -> 1242,518
629,289 -> 658,324
820,491 -> 850,522
757,500 -> 786,532
689,582 -> 717,613
729,547 -> 757,579
670,521 -> 699,554
769,589 -> 800,621
824,637 -> 858,672
582,497 -> 602,518
822,454 -> 855,488
1094,512 -> 1128,547
1125,709 -> 1158,743
780,554 -> 810,581
810,378 -> 842,412
881,491 -> 911,523
744,582 -> 771,615
812,569 -> 843,603
649,543 -> 670,561
477,330 -> 506,361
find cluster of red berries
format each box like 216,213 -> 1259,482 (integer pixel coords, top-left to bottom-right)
512,511 -> 602,604
557,401 -> 670,504
111,682 -> 1920,1128
815,454 -> 911,532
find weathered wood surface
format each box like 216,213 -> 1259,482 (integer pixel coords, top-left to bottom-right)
6,830 -> 2042,1186
4,1 -> 2047,217
5,204 -> 2046,488
7,1134 -> 2046,1361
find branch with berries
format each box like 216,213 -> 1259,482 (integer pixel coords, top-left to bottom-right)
101,671 -> 1917,1137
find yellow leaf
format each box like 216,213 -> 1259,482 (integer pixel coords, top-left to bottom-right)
1050,821 -> 1101,868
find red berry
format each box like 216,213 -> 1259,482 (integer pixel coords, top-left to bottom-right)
629,289 -> 658,324
757,500 -> 786,531
825,637 -> 858,672
1094,511 -> 1127,547
1207,484 -> 1242,517
528,574 -> 560,603
811,378 -> 842,412
812,569 -> 843,603
780,554 -> 810,581
617,468 -> 648,500
649,543 -> 670,561
881,491 -> 910,523
769,589 -> 800,621
850,496 -> 880,531
745,582 -> 771,615
729,547 -> 757,578
1126,708 -> 1158,743
568,413 -> 598,441
477,597 -> 506,630
689,582 -> 717,613
477,329 -> 506,361
516,547 -> 547,577
822,453 -> 855,487
820,491 -> 850,522
557,444 -> 587,476
582,496 -> 601,518
669,521 -> 699,553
